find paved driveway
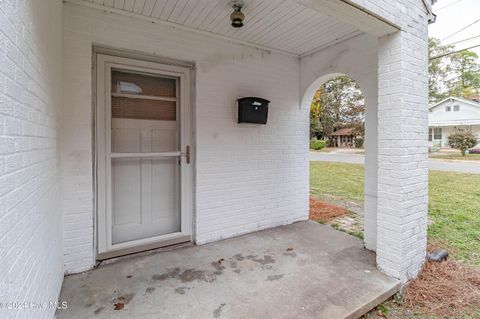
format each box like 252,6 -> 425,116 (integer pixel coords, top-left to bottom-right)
310,151 -> 480,174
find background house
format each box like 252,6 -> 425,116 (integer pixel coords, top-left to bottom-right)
331,127 -> 361,148
429,97 -> 480,148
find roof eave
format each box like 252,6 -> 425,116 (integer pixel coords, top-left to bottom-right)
429,96 -> 480,110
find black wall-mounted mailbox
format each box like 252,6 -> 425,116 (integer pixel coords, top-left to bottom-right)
237,97 -> 270,124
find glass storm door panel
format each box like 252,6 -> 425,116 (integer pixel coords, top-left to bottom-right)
96,54 -> 191,259
110,70 -> 181,245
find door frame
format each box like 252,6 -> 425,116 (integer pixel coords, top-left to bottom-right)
94,51 -> 194,260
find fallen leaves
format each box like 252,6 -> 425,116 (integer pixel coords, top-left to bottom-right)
113,303 -> 124,310
309,197 -> 347,223
403,246 -> 480,317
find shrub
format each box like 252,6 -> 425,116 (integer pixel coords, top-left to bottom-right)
310,139 -> 326,150
448,131 -> 478,156
354,138 -> 364,149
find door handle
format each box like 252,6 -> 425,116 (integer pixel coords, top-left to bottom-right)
185,145 -> 190,164
179,146 -> 190,165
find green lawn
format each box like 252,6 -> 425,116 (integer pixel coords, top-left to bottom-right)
310,162 -> 480,267
310,162 -> 364,203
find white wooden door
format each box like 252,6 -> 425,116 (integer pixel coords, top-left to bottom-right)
96,54 -> 192,259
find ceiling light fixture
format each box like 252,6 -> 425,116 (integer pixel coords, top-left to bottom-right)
230,2 -> 245,28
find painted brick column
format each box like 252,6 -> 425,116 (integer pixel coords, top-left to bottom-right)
376,24 -> 429,281
363,93 -> 378,251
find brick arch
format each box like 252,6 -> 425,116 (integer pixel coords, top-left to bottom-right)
303,73 -> 366,151
300,72 -> 368,113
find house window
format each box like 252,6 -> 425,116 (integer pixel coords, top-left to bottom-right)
454,105 -> 460,111
434,127 -> 442,140
446,106 -> 451,112
428,128 -> 433,141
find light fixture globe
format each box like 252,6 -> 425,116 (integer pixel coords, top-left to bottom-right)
230,5 -> 245,28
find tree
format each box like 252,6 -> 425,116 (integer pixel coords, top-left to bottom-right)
309,76 -> 364,143
428,38 -> 453,103
448,131 -> 478,156
448,50 -> 480,99
310,96 -> 322,139
429,37 -> 480,103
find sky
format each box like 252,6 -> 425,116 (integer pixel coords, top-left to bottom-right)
429,0 -> 480,55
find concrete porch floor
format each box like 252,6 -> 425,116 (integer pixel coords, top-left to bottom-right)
57,221 -> 400,319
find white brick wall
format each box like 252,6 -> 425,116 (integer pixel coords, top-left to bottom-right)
0,0 -> 63,318
351,0 -> 433,30
62,4 -> 309,273
376,5 -> 430,281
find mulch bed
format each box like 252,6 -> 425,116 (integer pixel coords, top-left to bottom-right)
402,246 -> 480,317
309,197 -> 347,223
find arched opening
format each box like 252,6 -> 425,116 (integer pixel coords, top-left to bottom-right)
310,75 -> 365,148
306,74 -> 371,245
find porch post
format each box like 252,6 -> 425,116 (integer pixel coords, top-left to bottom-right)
363,87 -> 378,251
376,27 -> 429,281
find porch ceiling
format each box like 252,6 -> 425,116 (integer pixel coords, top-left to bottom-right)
68,0 -> 364,56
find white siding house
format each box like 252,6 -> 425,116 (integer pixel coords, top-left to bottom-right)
429,97 -> 480,148
0,0 -> 434,318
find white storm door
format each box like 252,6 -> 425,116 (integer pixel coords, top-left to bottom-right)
96,54 -> 192,258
